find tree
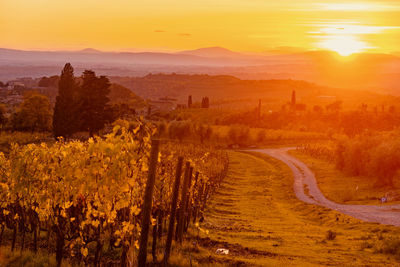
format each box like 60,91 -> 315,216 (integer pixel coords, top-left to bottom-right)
0,104 -> 6,129
194,124 -> 212,144
326,101 -> 342,113
168,121 -> 192,142
53,63 -> 79,139
291,90 -> 296,107
201,97 -> 209,108
257,129 -> 266,143
78,70 -> 111,137
228,125 -> 249,146
38,75 -> 59,87
12,93 -> 52,132
188,95 -> 192,108
313,105 -> 323,113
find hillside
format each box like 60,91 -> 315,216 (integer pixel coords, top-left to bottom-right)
108,83 -> 146,108
1,48 -> 400,95
110,74 -> 400,110
28,80 -> 145,108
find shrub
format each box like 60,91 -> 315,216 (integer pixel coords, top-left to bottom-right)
326,230 -> 336,241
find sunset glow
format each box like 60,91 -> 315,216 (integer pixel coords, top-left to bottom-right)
317,35 -> 368,56
318,3 -> 382,11
1,1 -> 400,53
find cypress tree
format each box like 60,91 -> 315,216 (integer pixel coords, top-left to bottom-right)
201,97 -> 210,108
78,70 -> 111,137
53,63 -> 78,139
291,90 -> 296,107
188,95 -> 192,108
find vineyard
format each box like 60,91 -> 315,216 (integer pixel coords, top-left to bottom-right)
0,119 -> 228,266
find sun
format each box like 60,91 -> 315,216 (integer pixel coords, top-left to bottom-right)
317,35 -> 368,56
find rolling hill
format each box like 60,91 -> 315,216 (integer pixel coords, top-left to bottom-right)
110,73 -> 400,111
1,47 -> 400,96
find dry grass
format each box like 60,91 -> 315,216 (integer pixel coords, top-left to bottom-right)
187,151 -> 400,266
0,246 -> 75,267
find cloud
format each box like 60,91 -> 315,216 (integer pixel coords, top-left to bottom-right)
179,33 -> 191,37
154,30 -> 165,33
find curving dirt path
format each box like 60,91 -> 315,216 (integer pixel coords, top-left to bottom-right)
253,148 -> 400,227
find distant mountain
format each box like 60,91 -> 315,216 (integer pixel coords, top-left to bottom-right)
0,47 -> 266,67
178,47 -> 248,59
1,47 -> 400,95
78,48 -> 102,54
263,46 -> 306,55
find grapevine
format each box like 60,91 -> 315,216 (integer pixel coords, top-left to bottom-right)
0,119 -> 228,266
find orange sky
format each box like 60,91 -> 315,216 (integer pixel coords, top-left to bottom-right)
1,0 -> 400,55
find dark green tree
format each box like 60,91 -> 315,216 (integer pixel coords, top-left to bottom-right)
38,75 -> 59,87
78,70 -> 111,137
53,63 -> 78,139
0,104 -> 7,130
201,97 -> 209,108
13,93 -> 52,132
291,90 -> 296,110
188,95 -> 192,108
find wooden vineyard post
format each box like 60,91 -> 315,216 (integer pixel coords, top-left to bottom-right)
192,172 -> 200,223
138,139 -> 160,267
176,162 -> 191,243
163,156 -> 183,265
184,167 -> 194,232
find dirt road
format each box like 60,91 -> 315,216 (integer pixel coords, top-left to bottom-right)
253,148 -> 400,227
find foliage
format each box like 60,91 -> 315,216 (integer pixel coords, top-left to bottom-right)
193,124 -> 212,144
297,142 -> 336,163
217,106 -> 400,136
53,63 -> 79,139
11,93 -> 52,132
38,75 -> 59,88
0,104 -> 7,128
168,121 -> 193,142
299,131 -> 400,187
228,125 -> 250,146
377,237 -> 400,259
0,131 -> 51,154
78,70 -> 112,137
326,230 -> 336,240
201,97 -> 209,108
0,120 -> 228,266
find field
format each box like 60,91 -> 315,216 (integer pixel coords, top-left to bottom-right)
290,149 -> 400,205
174,151 -> 400,266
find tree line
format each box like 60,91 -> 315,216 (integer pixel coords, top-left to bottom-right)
0,64 -> 113,137
53,63 -> 112,138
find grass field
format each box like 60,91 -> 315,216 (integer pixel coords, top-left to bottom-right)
290,149 -> 400,205
184,151 -> 400,266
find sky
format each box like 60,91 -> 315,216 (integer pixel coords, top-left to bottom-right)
1,0 -> 400,55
